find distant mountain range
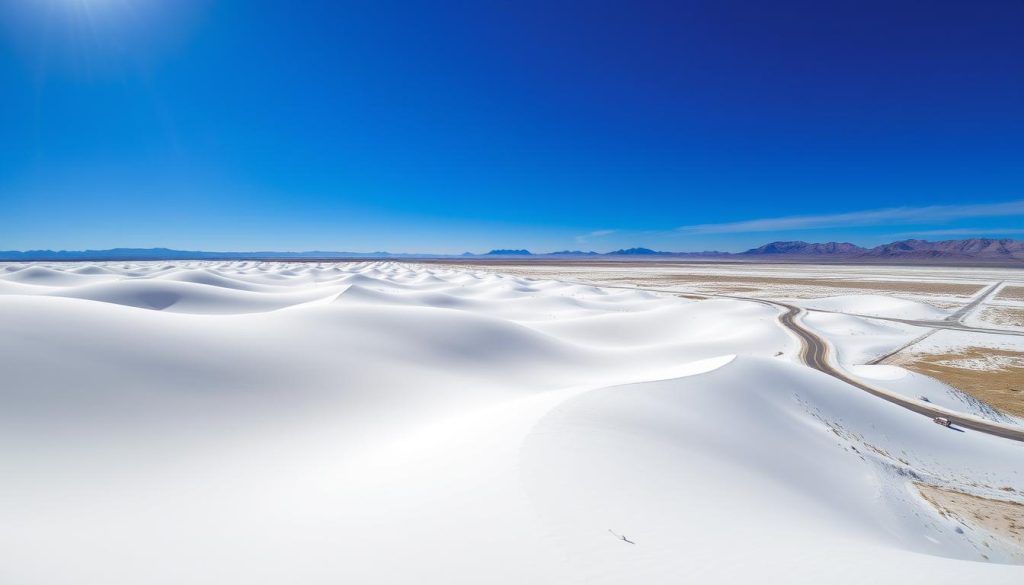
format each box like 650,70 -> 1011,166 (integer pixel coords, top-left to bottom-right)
477,238 -> 1024,262
737,238 -> 1024,261
2,238 -> 1023,264
741,241 -> 866,256
480,247 -> 726,257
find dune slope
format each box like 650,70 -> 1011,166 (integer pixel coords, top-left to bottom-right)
0,261 -> 1020,584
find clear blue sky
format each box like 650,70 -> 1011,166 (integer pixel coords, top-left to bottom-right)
2,0 -> 1022,253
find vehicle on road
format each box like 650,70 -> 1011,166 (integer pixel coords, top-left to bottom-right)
933,417 -> 952,427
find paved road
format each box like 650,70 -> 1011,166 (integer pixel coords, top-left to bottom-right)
803,309 -> 1024,337
822,279 -> 1023,337
949,280 -> 1004,323
718,279 -> 1018,336
775,301 -> 1024,442
866,328 -> 938,365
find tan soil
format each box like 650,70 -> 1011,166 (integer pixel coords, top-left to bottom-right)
916,482 -> 1024,550
607,274 -> 982,296
997,286 -> 1024,302
978,306 -> 1024,329
887,348 -> 1024,417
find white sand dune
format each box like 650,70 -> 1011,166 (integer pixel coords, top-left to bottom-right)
803,311 -> 927,367
0,261 -> 1021,584
42,278 -> 346,313
1,264 -> 108,286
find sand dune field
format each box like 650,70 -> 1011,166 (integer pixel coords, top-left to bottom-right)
1,261 -> 1022,583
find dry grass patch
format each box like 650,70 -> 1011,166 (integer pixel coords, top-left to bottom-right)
916,482 -> 1024,551
978,307 -> 1024,329
628,274 -> 982,295
998,286 -> 1024,302
887,348 -> 1024,417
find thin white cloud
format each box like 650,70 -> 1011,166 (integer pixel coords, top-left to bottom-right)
575,229 -> 617,243
676,200 -> 1024,234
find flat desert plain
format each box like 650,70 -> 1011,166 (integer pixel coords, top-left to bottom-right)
2,260 -> 1023,584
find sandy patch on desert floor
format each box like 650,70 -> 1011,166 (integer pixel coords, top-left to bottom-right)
997,286 -> 1024,302
917,483 -> 1024,558
886,348 -> 1024,417
606,274 -> 983,296
977,306 -> 1024,329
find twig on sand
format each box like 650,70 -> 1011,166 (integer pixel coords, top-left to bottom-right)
608,529 -> 636,545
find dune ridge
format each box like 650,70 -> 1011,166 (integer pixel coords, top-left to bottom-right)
0,261 -> 1021,584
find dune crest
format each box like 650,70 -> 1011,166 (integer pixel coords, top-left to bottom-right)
0,261 -> 1020,584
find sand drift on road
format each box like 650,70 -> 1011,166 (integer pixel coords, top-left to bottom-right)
1,261 -> 1022,584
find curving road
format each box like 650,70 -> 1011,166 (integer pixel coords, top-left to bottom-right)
775,301 -> 1024,442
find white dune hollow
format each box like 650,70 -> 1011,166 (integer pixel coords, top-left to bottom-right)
0,261 -> 1021,584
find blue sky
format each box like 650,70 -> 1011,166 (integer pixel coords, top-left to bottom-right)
1,0 -> 1022,253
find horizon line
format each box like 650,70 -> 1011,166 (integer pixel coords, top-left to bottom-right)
2,234 -> 1024,259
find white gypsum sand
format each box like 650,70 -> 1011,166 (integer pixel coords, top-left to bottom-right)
1,261 -> 1022,584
